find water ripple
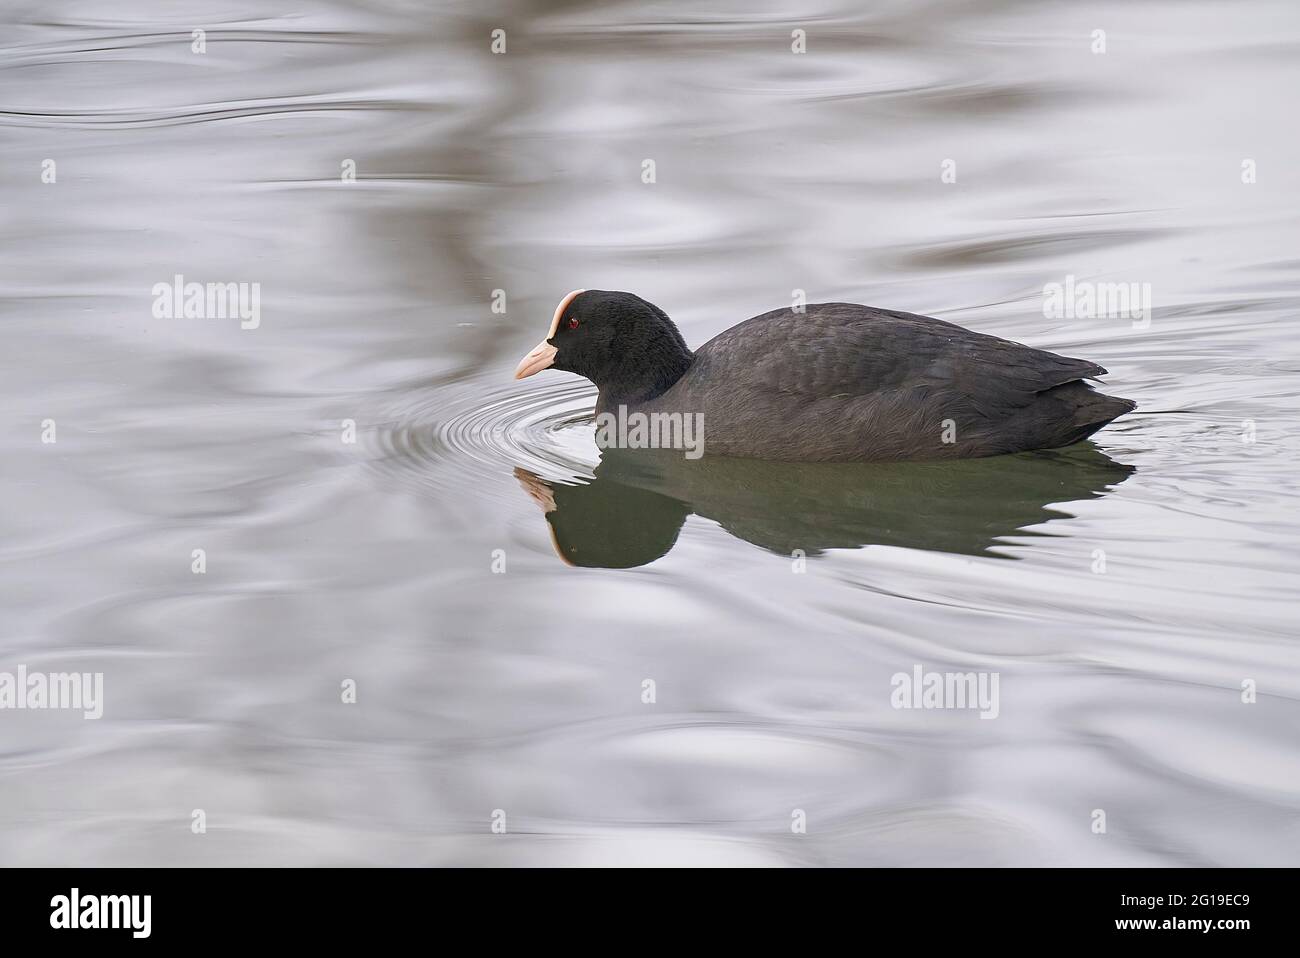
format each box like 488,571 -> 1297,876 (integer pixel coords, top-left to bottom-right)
365,373 -> 600,496
0,93 -> 422,130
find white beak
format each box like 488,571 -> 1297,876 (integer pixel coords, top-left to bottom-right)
514,341 -> 558,380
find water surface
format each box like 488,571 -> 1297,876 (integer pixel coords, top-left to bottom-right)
2,0 -> 1299,866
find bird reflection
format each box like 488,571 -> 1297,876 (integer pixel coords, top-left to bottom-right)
516,444 -> 1134,568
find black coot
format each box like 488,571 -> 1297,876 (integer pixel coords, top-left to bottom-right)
515,289 -> 1135,462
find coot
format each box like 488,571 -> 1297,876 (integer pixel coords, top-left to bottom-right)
514,289 -> 1135,462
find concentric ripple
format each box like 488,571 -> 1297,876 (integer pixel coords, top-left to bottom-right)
365,370 -> 601,497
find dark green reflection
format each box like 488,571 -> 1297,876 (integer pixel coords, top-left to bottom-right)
517,444 -> 1133,569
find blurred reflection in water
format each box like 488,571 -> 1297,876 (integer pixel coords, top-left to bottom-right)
517,445 -> 1135,567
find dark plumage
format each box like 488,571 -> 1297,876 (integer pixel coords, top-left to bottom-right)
515,290 -> 1135,462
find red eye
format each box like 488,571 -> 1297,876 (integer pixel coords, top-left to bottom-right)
567,317 -> 579,330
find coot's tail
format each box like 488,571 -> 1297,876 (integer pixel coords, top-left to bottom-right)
1042,381 -> 1136,448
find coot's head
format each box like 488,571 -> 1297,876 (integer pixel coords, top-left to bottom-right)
514,290 -> 693,403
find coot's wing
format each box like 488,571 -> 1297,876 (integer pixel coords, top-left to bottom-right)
695,303 -> 1105,418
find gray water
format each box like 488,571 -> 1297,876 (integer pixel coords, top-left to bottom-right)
2,0 -> 1299,866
